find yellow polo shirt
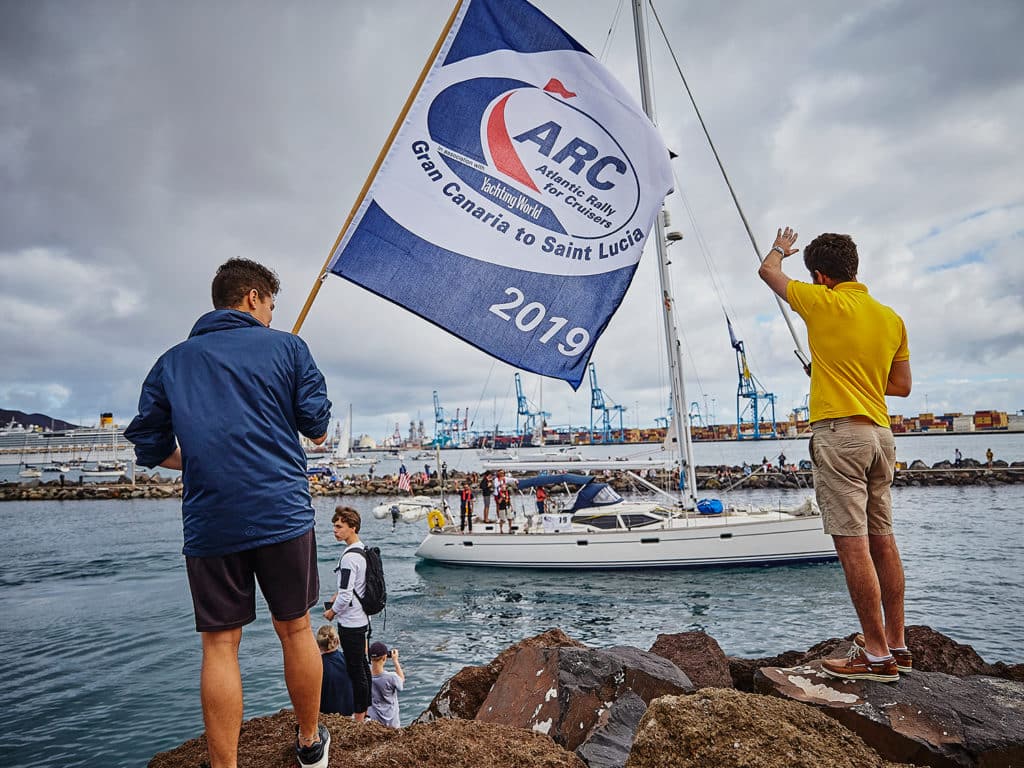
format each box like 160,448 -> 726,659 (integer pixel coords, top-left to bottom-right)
787,281 -> 909,427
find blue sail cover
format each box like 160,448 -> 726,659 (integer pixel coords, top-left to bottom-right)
325,0 -> 673,389
514,472 -> 594,489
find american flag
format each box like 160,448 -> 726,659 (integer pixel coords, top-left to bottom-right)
397,472 -> 411,493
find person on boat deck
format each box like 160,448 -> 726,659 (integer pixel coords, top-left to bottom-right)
316,625 -> 354,717
459,480 -> 474,532
125,258 -> 332,768
479,471 -> 494,523
323,506 -> 372,722
535,486 -> 547,517
496,484 -> 513,534
759,227 -> 912,684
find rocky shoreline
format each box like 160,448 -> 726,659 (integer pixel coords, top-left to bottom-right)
149,625 -> 1023,768
2,459 -> 1022,502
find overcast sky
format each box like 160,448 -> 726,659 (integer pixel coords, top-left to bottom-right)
1,0 -> 1022,441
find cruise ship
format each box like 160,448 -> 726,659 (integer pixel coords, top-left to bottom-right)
0,415 -> 129,464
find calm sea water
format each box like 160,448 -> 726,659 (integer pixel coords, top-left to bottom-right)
1,437 -> 1022,768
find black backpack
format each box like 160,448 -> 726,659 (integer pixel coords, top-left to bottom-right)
347,545 -> 387,615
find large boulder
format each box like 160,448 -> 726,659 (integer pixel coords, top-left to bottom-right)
903,625 -> 998,676
755,661 -> 1024,767
626,688 -> 910,768
416,628 -> 586,722
149,709 -> 585,768
477,644 -> 694,768
728,626 -> 1021,691
728,635 -> 850,692
648,631 -> 733,689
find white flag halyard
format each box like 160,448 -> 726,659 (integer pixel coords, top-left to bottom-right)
326,0 -> 673,389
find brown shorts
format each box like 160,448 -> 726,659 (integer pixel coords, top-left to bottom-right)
185,528 -> 319,632
810,418 -> 896,537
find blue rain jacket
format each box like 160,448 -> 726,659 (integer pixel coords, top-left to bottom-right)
125,310 -> 331,556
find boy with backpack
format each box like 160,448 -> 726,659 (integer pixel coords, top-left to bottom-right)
324,506 -> 387,722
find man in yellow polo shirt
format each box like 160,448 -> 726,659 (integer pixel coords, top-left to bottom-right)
759,226 -> 912,683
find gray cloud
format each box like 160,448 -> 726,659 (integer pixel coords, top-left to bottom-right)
1,0 -> 1021,436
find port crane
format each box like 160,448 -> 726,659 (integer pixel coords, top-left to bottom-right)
688,401 -> 705,427
431,391 -> 466,447
514,373 -> 549,445
588,362 -> 626,443
727,316 -> 778,440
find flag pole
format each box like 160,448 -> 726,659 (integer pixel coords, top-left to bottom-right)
291,0 -> 465,335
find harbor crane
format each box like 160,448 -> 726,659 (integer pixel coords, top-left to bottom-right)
727,316 -> 778,439
514,373 -> 549,445
588,362 -> 626,443
792,394 -> 810,422
432,390 -> 465,447
688,401 -> 705,427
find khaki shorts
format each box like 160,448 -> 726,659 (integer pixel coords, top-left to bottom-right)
810,418 -> 896,537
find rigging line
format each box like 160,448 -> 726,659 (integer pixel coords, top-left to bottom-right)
598,0 -> 627,64
468,358 -> 499,437
670,170 -> 770,380
661,243 -> 707,404
649,0 -> 810,373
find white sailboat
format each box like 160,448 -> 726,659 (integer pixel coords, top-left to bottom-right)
312,405 -> 376,469
80,424 -> 126,479
411,0 -> 836,568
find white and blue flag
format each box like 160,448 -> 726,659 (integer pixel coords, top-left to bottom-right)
327,0 -> 673,389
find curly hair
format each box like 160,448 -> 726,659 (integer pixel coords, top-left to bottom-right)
211,258 -> 280,309
316,624 -> 340,651
803,233 -> 858,283
332,506 -> 361,533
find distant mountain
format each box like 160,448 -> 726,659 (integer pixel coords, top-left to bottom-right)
0,409 -> 81,431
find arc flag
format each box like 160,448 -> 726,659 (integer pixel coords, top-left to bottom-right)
324,0 -> 673,389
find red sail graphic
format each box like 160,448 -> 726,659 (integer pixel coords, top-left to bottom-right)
543,78 -> 577,99
485,92 -> 539,192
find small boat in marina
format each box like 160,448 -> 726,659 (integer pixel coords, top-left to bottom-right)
79,461 -> 126,479
18,465 -> 42,478
371,495 -> 441,524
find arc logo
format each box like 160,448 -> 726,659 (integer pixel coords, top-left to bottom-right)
426,76 -> 641,239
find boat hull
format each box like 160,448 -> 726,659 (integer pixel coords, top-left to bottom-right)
415,515 -> 836,569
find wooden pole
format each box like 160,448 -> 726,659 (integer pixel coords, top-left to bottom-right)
291,0 -> 465,335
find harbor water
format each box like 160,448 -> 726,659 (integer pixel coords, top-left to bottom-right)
0,435 -> 1022,768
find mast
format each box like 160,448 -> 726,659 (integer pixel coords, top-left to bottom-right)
632,0 -> 698,506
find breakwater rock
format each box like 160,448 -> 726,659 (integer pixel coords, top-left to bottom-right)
150,626 -> 1022,768
4,460 -> 1022,502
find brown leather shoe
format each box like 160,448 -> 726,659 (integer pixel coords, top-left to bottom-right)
822,646 -> 899,682
853,633 -> 913,672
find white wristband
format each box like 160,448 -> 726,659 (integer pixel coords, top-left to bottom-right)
771,245 -> 786,256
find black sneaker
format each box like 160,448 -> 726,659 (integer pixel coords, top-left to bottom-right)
296,724 -> 330,768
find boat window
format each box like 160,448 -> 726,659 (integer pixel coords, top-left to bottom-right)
578,515 -> 620,530
590,485 -> 623,505
620,514 -> 659,528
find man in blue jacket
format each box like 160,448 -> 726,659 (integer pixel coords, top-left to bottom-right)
126,259 -> 332,768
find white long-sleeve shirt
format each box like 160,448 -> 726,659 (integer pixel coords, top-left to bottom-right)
331,541 -> 368,628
